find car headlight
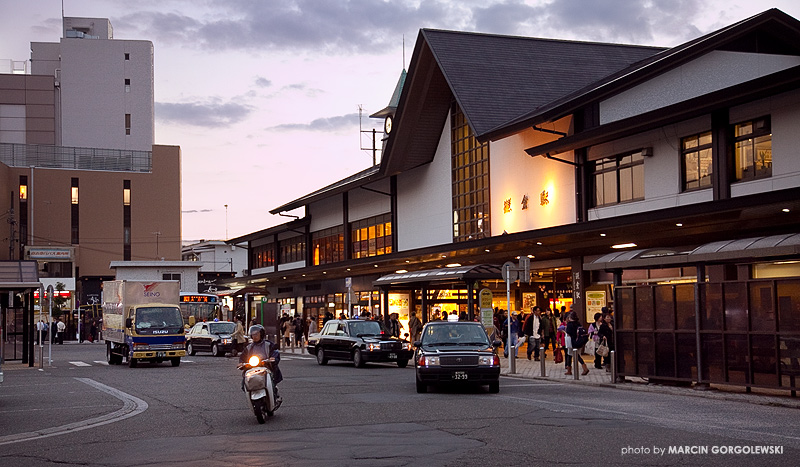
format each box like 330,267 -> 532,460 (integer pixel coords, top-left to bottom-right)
479,355 -> 500,367
418,355 -> 440,367
222,339 -> 231,344
367,343 -> 381,351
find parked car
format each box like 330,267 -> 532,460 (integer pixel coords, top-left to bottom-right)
185,320 -> 236,357
307,319 -> 413,368
414,321 -> 501,393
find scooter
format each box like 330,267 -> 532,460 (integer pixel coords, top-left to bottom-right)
238,355 -> 280,424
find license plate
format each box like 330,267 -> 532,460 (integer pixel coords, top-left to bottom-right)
251,389 -> 267,400
388,353 -> 397,359
453,371 -> 468,380
156,351 -> 165,357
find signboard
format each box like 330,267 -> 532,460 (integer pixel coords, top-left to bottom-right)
479,288 -> 494,329
27,247 -> 73,260
586,290 -> 606,322
388,293 -> 410,320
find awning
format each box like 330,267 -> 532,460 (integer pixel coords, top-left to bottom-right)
584,233 -> 800,271
0,260 -> 41,290
216,286 -> 269,297
374,264 -> 502,287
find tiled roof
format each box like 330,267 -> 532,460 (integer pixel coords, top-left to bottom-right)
421,29 -> 664,138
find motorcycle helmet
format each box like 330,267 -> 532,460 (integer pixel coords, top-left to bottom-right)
248,324 -> 266,342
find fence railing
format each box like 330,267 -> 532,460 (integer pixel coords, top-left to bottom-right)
0,142 -> 151,172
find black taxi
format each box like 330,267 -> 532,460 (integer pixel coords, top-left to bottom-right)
307,319 -> 413,368
414,320 -> 501,393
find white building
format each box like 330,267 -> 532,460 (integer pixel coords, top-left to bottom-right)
109,261 -> 200,293
30,17 -> 154,151
182,240 -> 248,293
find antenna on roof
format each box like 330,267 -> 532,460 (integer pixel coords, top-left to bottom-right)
403,34 -> 406,69
358,105 -> 379,166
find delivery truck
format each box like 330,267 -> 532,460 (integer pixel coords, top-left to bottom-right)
103,280 -> 186,367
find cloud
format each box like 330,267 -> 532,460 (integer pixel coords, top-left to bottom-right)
119,0 -> 461,54
255,76 -> 272,87
267,113 -> 360,132
182,209 -> 214,214
473,0 -> 706,45
156,99 -> 254,127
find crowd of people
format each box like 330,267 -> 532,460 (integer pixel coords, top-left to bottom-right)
491,305 -> 616,374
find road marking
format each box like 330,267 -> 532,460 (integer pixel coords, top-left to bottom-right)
0,378 -> 148,446
69,361 -> 91,367
282,355 -> 315,360
93,361 -> 109,366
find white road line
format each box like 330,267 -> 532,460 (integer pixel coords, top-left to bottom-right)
0,378 -> 148,446
93,361 -> 109,366
69,361 -> 91,367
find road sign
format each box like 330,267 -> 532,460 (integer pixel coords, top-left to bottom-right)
501,261 -> 517,282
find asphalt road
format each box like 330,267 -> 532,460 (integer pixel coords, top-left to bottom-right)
1,343 -> 798,466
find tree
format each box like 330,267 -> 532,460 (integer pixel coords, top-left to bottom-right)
51,282 -> 68,318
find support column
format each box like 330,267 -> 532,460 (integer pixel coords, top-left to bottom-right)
467,280 -> 475,321
421,285 -> 428,324
694,264 -> 709,390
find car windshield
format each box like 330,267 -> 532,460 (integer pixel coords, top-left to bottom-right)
349,321 -> 382,337
208,322 -> 235,334
422,324 -> 490,346
135,307 -> 183,330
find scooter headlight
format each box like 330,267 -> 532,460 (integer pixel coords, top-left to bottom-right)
248,355 -> 260,366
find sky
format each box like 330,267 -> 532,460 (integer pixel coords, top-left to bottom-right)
2,0 -> 799,244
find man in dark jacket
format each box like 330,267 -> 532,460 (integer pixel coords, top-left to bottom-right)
539,309 -> 557,357
523,306 -> 542,361
239,324 -> 283,405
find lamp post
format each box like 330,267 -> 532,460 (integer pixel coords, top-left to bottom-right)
224,204 -> 228,239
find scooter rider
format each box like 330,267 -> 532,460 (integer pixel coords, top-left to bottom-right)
239,324 -> 283,403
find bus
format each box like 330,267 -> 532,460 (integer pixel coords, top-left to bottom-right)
179,293 -> 221,326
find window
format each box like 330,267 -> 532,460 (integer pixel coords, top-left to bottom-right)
71,178 -> 79,244
734,116 -> 771,181
681,131 -> 713,191
279,236 -> 305,264
351,214 -> 392,259
123,180 -> 131,261
124,53 -> 130,60
251,243 -> 275,269
451,102 -> 490,242
593,151 -> 645,207
312,226 -> 344,265
124,78 -> 130,93
162,273 -> 181,281
125,113 -> 131,135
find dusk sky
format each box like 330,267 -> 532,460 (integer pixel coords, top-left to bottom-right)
2,0 -> 799,243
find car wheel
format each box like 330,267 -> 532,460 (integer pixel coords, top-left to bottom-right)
397,359 -> 409,368
489,381 -> 500,393
187,342 -> 196,356
106,342 -> 114,364
416,379 -> 427,393
316,348 -> 328,365
353,349 -> 365,368
212,343 -> 221,357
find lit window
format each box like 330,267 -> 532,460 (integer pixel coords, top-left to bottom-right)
593,151 -> 645,207
681,131 -> 713,191
734,116 -> 771,182
19,184 -> 27,201
71,187 -> 79,204
123,188 -> 131,206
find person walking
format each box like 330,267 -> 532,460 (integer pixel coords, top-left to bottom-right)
539,309 -> 557,358
588,312 -> 603,369
523,306 -> 542,360
598,312 -> 615,371
56,318 -> 66,344
231,318 -> 247,356
408,311 -> 422,343
565,311 -> 590,376
502,311 -> 522,358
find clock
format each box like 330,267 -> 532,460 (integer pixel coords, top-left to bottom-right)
384,115 -> 393,134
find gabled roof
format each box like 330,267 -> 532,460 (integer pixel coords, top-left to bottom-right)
494,8 -> 800,140
270,165 -> 380,214
379,29 -> 663,176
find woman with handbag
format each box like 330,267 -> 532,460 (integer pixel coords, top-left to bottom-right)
598,312 -> 615,371
588,313 -> 603,369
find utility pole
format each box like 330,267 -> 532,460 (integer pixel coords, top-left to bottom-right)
152,231 -> 161,259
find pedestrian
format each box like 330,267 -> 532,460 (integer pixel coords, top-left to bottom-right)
293,314 -> 303,346
389,313 -> 403,337
89,320 -> 97,343
588,312 -> 603,369
231,318 -> 246,356
565,311 -> 590,376
304,316 -> 313,342
408,311 -> 423,343
598,312 -> 615,371
56,318 -> 66,344
36,320 -> 45,344
523,306 -> 542,361
502,311 -> 521,358
539,308 -> 557,357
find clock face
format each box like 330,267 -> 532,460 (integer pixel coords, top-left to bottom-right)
384,115 -> 393,134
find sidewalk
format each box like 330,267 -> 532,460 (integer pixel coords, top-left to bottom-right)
500,346 -> 800,409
